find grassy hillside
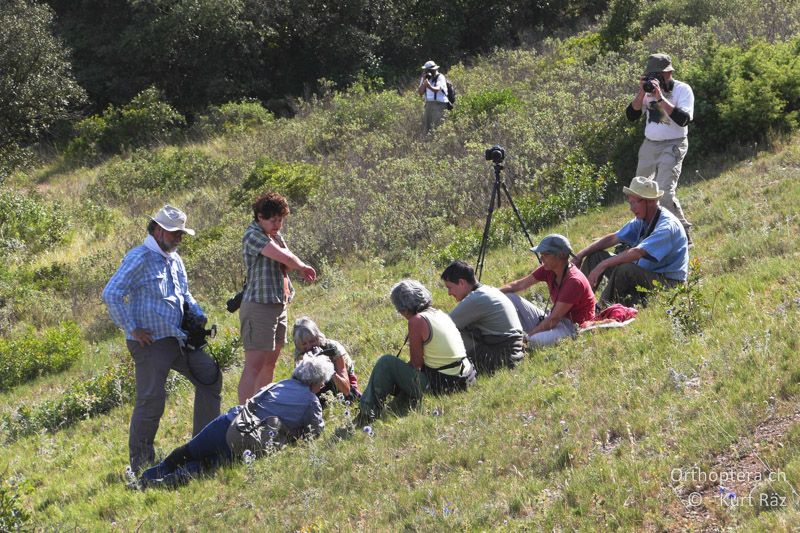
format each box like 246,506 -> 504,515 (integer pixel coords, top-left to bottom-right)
1,131 -> 799,529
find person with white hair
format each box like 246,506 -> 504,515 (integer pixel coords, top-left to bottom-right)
357,280 -> 476,423
140,356 -> 333,488
417,60 -> 450,133
292,316 -> 360,403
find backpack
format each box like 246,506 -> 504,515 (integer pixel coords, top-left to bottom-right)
446,80 -> 456,110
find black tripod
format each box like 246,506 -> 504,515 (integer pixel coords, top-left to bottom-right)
475,160 -> 537,281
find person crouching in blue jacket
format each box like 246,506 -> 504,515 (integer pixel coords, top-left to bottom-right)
140,355 -> 333,488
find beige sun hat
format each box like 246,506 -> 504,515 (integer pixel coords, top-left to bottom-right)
150,204 -> 195,235
622,176 -> 664,199
421,60 -> 440,70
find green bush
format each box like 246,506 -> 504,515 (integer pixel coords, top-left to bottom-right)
0,473 -> 31,531
66,87 -> 185,163
180,219 -> 246,300
686,37 -> 800,155
1,333 -> 240,442
0,188 -> 72,257
88,148 -> 234,203
452,89 -> 522,121
230,157 -> 322,208
193,99 -> 274,137
0,322 -> 83,392
498,154 -> 611,237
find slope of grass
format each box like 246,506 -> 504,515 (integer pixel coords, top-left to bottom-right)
1,135 -> 798,530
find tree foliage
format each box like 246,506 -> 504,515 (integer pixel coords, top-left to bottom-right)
0,0 -> 85,178
44,0 -> 607,114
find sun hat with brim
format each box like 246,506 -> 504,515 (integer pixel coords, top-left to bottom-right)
530,234 -> 575,257
150,204 -> 195,236
622,176 -> 664,199
644,53 -> 674,74
421,60 -> 439,70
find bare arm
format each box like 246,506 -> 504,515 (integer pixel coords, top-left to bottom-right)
572,233 -> 620,269
586,246 -> 648,289
331,356 -> 351,395
499,273 -> 539,294
406,314 -> 430,370
261,241 -> 316,281
528,301 -> 573,336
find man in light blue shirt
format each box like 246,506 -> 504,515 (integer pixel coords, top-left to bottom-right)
103,205 -> 221,472
572,177 -> 688,307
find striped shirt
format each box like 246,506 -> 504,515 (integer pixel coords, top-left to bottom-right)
102,235 -> 204,341
242,222 -> 295,304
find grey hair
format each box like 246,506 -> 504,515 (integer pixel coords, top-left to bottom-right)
292,316 -> 326,347
390,279 -> 432,314
292,354 -> 334,386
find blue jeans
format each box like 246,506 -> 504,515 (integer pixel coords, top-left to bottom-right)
141,413 -> 233,485
186,413 -> 234,462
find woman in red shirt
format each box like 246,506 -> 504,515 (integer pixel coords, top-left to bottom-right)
500,234 -> 596,348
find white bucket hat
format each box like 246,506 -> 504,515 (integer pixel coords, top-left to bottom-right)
150,204 -> 195,235
622,176 -> 664,199
421,60 -> 440,70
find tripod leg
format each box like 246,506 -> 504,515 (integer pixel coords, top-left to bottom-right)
500,182 -> 538,260
476,180 -> 500,281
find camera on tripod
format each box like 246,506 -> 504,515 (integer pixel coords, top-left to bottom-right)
484,145 -> 506,164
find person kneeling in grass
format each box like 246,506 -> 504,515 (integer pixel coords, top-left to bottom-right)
293,316 -> 361,405
357,280 -> 476,423
501,234 -> 596,348
140,356 -> 333,488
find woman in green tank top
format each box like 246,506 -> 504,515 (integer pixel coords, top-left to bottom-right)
357,280 -> 476,423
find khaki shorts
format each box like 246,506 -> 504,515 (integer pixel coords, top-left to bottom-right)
239,301 -> 287,351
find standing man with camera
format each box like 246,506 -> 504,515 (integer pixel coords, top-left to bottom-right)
627,53 -> 695,244
418,60 -> 450,134
103,205 -> 222,474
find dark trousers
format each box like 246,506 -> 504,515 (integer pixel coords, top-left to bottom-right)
127,337 -> 222,472
461,331 -> 525,375
580,250 -> 680,307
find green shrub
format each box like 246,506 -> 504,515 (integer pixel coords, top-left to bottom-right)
600,0 -> 643,51
1,333 -> 240,442
452,89 -> 522,121
180,219 -> 246,300
499,154 -> 611,234
193,99 -> 274,137
88,148 -> 234,203
686,37 -> 800,155
0,322 -> 84,392
66,87 -> 185,163
230,157 -> 322,208
0,188 -> 72,257
0,474 -> 31,531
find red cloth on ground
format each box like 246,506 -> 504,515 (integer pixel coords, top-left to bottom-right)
596,303 -> 638,322
532,264 -> 596,324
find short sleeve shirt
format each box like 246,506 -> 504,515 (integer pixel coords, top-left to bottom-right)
424,73 -> 449,103
616,208 -> 689,281
643,79 -> 694,141
242,221 -> 295,304
449,284 -> 524,339
532,264 -> 596,324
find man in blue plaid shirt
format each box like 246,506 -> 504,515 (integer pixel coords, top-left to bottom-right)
103,205 -> 222,473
